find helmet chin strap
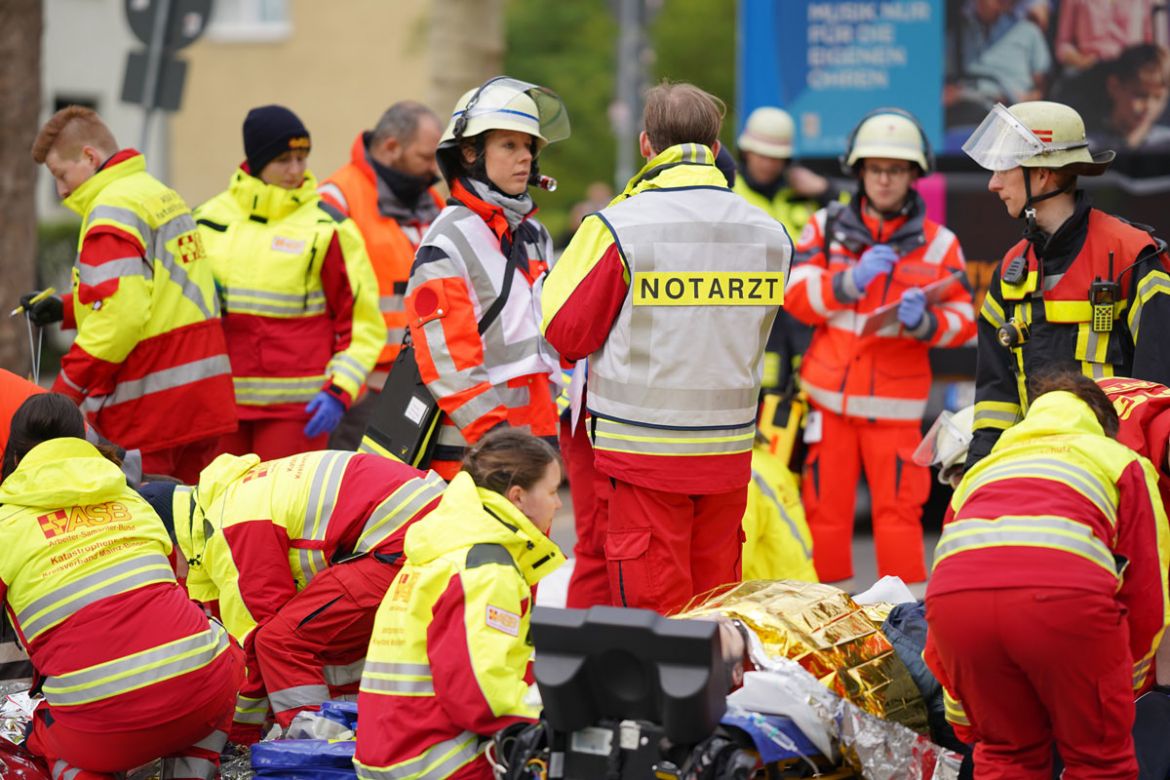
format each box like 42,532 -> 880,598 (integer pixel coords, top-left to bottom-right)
1020,169 -> 1072,244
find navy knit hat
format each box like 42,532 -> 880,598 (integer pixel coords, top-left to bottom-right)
243,105 -> 311,176
137,481 -> 178,542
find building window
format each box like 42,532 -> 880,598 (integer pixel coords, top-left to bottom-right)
206,0 -> 291,43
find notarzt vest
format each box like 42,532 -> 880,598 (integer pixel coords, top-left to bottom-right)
587,186 -> 791,455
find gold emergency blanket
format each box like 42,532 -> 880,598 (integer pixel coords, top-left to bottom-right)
676,579 -> 928,733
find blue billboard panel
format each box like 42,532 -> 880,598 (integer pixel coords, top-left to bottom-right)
738,0 -> 944,157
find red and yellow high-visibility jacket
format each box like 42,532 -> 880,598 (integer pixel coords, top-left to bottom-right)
927,390 -> 1170,719
406,179 -> 560,472
785,195 -> 975,423
320,133 -> 444,374
354,471 -> 564,780
0,438 -> 234,732
176,450 -> 445,728
55,150 -> 236,450
195,169 -> 385,419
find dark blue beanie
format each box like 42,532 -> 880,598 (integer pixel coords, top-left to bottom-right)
137,481 -> 178,542
243,104 -> 311,176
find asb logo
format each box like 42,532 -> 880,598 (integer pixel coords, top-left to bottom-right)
36,502 -> 133,539
176,232 -> 206,265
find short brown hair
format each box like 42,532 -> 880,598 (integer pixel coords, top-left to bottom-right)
642,81 -> 725,153
32,106 -> 117,164
1027,370 -> 1119,438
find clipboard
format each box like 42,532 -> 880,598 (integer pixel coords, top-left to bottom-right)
860,271 -> 963,337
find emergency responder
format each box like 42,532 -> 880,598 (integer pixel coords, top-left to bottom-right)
924,372 -> 1170,778
742,433 -> 818,582
141,449 -> 446,744
25,106 -> 236,483
0,394 -> 243,780
354,430 -> 564,780
542,82 -> 791,615
319,101 -> 445,448
195,105 -> 384,461
914,406 -> 976,489
962,100 -> 1170,471
404,77 -> 568,478
784,108 -> 976,586
734,106 -> 844,240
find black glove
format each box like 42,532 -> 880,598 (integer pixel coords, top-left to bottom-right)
19,292 -> 64,326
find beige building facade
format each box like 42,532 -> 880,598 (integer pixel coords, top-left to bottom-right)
172,0 -> 434,206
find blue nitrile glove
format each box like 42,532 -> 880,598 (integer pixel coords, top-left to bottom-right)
898,287 -> 927,329
852,244 -> 898,291
304,391 -> 345,438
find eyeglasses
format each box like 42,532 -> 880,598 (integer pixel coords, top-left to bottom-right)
862,163 -> 914,179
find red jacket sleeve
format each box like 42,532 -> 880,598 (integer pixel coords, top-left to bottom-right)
542,244 -> 629,361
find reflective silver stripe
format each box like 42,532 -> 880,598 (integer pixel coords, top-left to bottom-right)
297,548 -> 330,584
1134,656 -> 1153,687
329,352 -> 369,387
973,403 -> 1021,429
305,452 -> 353,541
1129,270 -> 1170,342
365,661 -> 432,676
803,382 -> 927,421
323,658 -> 366,686
235,693 -> 269,724
224,286 -> 326,305
385,327 -> 407,346
233,375 -> 324,405
318,182 -> 349,212
592,417 -> 754,456
380,294 -> 404,313
355,471 -> 447,553
751,469 -> 812,559
361,676 -> 434,694
224,299 -> 327,317
354,731 -> 480,780
89,205 -> 213,319
18,554 -> 174,640
162,756 -> 217,780
589,374 -> 759,414
192,728 -> 229,752
936,515 -> 1118,574
78,256 -> 147,287
1086,361 -> 1109,379
922,228 -> 956,265
52,760 -> 80,780
966,459 -> 1117,525
44,622 -> 230,706
269,683 -> 330,713
81,355 -> 232,412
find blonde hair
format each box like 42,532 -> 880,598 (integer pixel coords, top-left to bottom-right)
32,106 -> 117,164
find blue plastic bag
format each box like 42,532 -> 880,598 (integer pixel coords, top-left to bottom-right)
251,739 -> 356,780
319,700 -> 359,732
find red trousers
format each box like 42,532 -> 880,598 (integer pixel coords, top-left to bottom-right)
606,479 -> 746,615
801,411 -> 929,582
27,644 -> 242,779
560,418 -> 613,609
219,418 -> 328,462
140,435 -> 221,483
926,587 -> 1137,779
251,554 -> 401,731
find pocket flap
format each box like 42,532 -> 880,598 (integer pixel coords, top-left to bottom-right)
605,528 -> 651,561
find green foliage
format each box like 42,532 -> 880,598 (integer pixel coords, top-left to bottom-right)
37,219 -> 80,287
649,0 -> 738,149
505,0 -> 618,242
504,0 -> 737,240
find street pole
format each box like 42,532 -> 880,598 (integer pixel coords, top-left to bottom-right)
138,0 -> 173,155
614,0 -> 646,191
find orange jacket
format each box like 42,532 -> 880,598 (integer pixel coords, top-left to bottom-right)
785,195 -> 976,422
320,134 -> 443,372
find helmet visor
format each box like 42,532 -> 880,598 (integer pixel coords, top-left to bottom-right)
463,77 -> 571,144
912,410 -> 971,469
962,103 -> 1044,172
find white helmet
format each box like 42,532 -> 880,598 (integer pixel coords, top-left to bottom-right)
913,406 -> 975,487
439,76 -> 570,153
842,108 -> 932,174
963,101 -> 1113,175
738,107 -> 795,159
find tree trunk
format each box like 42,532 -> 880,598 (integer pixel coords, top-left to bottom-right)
0,0 -> 43,376
428,0 -> 505,119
